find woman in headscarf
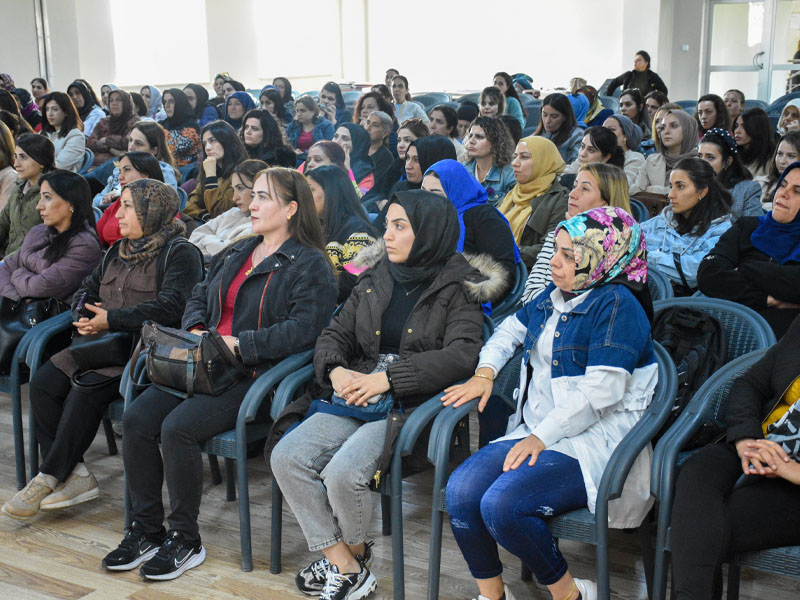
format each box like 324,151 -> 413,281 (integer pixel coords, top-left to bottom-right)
567,92 -> 590,129
333,122 -> 376,194
139,85 -> 165,121
698,161 -> 800,338
104,168 -> 337,581
422,158 -> 517,303
1,179 -> 203,521
270,190 -> 491,599
12,88 -> 43,132
100,83 -> 119,113
67,80 -> 106,138
0,74 -> 16,92
443,205 -> 656,600
630,108 -> 699,195
580,85 -> 613,128
159,88 -> 201,168
183,84 -> 219,128
603,113 -> 646,188
498,136 -> 569,268
86,89 -> 139,166
224,91 -> 256,132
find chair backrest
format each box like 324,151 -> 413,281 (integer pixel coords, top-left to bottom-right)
767,91 -> 800,115
744,99 -> 768,111
456,92 -> 480,105
176,186 -> 188,212
653,297 -> 776,362
79,148 -> 94,175
525,107 -> 541,128
414,92 -> 451,108
675,100 -> 697,112
522,125 -> 537,137
342,90 -> 362,104
494,346 -> 524,411
599,95 -> 619,112
490,260 -> 528,321
647,268 -> 674,301
92,205 -> 103,223
629,197 -> 649,223
427,101 -> 459,116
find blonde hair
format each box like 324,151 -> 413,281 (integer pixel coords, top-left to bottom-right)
578,163 -> 631,214
651,102 -> 685,144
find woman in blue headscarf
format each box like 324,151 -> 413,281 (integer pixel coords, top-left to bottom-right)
568,93 -> 590,129
422,159 -> 518,303
224,91 -> 257,131
139,85 -> 165,120
698,161 -> 800,338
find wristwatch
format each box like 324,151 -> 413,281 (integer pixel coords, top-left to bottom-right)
233,338 -> 242,360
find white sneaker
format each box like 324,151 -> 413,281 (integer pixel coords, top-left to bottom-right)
474,585 -> 516,600
574,578 -> 597,600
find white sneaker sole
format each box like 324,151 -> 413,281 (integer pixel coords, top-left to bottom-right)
142,546 -> 206,581
1,504 -> 36,521
346,571 -> 377,599
103,546 -> 159,571
40,487 -> 100,511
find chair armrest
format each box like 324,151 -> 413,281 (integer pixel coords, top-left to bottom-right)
427,396 -> 479,466
270,364 -> 315,421
24,311 -> 73,374
394,393 -> 449,458
239,349 -> 314,424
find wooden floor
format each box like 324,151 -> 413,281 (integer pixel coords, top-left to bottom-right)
0,387 -> 797,600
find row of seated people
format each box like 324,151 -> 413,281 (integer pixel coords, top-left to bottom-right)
0,157 -> 797,600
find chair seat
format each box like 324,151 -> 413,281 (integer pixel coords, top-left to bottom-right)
202,423 -> 269,458
549,508 -> 597,545
736,546 -> 800,578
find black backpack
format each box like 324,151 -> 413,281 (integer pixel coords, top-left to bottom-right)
651,306 -> 728,446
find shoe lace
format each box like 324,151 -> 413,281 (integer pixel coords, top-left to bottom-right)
153,531 -> 182,559
310,557 -> 330,579
118,523 -> 145,551
20,479 -> 50,501
320,567 -> 349,600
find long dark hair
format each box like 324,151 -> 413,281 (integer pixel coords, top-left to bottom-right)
16,133 -> 55,172
273,77 -> 293,103
695,94 -> 729,133
35,170 -> 96,262
120,151 -> 165,182
200,120 -> 247,180
735,108 -> 776,173
0,120 -> 13,170
699,131 -> 751,189
232,159 -> 268,188
479,86 -> 505,115
321,81 -> 346,109
129,121 -> 178,173
430,105 -> 459,139
583,126 -> 625,168
261,88 -> 289,123
0,109 -> 33,136
0,90 -> 33,132
307,140 -> 346,170
40,92 -> 83,137
493,71 -> 527,118
671,157 -> 732,236
239,108 -> 286,159
306,165 -> 376,241
535,92 -> 578,148
470,116 -> 514,167
353,92 -> 395,122
620,88 -> 650,132
130,92 -> 148,117
769,131 -> 800,181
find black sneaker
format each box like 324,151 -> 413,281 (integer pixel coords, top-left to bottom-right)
138,530 -> 206,581
102,521 -> 162,571
296,541 -> 375,596
319,563 -> 377,600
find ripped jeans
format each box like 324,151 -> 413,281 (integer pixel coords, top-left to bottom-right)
446,439 -> 587,585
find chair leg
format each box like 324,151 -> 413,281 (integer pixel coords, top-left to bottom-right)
12,373 -> 26,490
381,493 -> 392,536
726,563 -> 741,600
270,478 -> 283,574
236,444 -> 252,571
208,454 -> 222,485
225,458 -> 236,502
103,417 -> 118,455
28,407 -> 38,481
639,520 -> 656,600
427,503 -> 445,600
390,472 -> 406,600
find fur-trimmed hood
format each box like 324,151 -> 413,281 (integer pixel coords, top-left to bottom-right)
353,239 -> 510,304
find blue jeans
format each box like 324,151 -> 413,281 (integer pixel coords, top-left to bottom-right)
446,439 -> 587,585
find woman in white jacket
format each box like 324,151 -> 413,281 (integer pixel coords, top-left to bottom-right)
189,159 -> 266,257
41,92 -> 85,173
442,205 -> 656,600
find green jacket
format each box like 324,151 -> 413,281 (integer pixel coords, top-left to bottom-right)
519,181 -> 569,269
0,180 -> 44,259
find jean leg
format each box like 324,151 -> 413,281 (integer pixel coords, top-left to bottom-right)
479,450 -> 587,585
446,440 -> 516,579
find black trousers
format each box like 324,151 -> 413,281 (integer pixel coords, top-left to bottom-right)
671,443 -> 800,599
30,360 -> 122,482
123,379 -> 251,543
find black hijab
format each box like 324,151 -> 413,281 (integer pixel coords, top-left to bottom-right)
184,83 -> 212,120
160,88 -> 199,132
386,190 -> 460,285
67,80 -> 95,121
401,134 -> 458,191
338,122 -> 374,182
106,89 -> 136,136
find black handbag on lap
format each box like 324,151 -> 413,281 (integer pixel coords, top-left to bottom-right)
0,296 -> 69,372
69,329 -> 138,372
141,322 -> 252,398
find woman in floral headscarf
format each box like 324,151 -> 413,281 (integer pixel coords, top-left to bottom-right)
442,205 -> 657,600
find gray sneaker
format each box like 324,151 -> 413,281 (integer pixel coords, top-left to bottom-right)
1,476 -> 54,520
296,541 -> 374,596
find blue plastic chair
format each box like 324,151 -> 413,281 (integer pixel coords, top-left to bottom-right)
744,99 -> 768,111
525,105 -> 541,128
766,91 -> 800,115
79,148 -> 94,175
268,316 -> 495,599
425,342 -> 677,600
675,100 -> 697,112
414,93 -> 451,110
119,348 -> 315,571
176,186 -> 188,212
490,260 -> 527,322
521,125 -> 536,137
647,268 -> 674,301
456,92 -> 480,105
629,197 -> 649,223
649,350 -> 769,600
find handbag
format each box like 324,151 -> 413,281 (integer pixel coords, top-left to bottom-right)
141,322 -> 252,398
330,353 -> 399,420
0,296 -> 68,372
69,329 -> 138,372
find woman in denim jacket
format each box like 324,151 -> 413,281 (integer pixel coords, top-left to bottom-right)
442,206 -> 657,600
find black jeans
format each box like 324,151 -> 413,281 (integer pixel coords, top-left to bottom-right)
123,379 -> 251,543
30,360 -> 122,481
671,443 -> 800,599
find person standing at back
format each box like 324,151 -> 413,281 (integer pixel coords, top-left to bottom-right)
607,50 -> 668,97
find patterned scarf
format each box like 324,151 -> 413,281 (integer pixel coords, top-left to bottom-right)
119,179 -> 185,264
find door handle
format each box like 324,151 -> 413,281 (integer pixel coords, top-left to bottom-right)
753,51 -> 765,69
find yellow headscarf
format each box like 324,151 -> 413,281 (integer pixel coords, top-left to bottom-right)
498,136 -> 565,241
